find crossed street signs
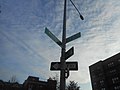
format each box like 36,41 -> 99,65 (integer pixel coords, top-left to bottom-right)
45,27 -> 79,60
50,62 -> 78,71
45,27 -> 80,71
45,27 -> 81,47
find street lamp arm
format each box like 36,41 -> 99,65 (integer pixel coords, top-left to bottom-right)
69,0 -> 84,20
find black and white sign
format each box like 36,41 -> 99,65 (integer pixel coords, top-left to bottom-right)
50,62 -> 78,71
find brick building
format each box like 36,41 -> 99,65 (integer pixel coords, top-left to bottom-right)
0,76 -> 57,90
0,80 -> 22,90
89,53 -> 120,90
23,76 -> 57,90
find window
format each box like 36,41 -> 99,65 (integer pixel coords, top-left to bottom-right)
118,59 -> 120,62
93,82 -> 97,86
112,77 -> 119,84
99,73 -> 103,76
92,75 -> 96,79
101,88 -> 105,90
108,62 -> 114,67
100,80 -> 104,86
110,69 -> 116,73
114,85 -> 120,90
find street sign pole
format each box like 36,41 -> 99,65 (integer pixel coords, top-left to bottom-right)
60,0 -> 67,90
45,0 -> 84,90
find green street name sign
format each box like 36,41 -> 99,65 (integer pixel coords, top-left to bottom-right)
66,32 -> 81,43
45,27 -> 62,47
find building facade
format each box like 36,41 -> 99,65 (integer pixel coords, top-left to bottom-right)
89,53 -> 120,90
0,80 -> 22,90
23,76 -> 57,90
0,76 -> 57,90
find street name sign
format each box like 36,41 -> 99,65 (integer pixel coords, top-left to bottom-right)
65,47 -> 74,60
66,32 -> 81,43
50,62 -> 78,71
45,27 -> 62,47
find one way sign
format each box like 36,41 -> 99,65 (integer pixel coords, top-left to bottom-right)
50,62 -> 78,71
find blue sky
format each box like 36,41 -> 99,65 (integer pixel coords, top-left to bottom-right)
1,0 -> 120,90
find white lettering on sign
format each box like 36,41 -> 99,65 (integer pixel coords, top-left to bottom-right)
51,62 -> 78,70
66,64 -> 76,69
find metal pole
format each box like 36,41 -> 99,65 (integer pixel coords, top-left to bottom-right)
60,0 -> 67,90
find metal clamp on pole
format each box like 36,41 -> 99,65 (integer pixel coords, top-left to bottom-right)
65,68 -> 70,79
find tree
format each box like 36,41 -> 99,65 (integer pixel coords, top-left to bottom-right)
9,75 -> 19,83
51,74 -> 80,90
66,81 -> 80,90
